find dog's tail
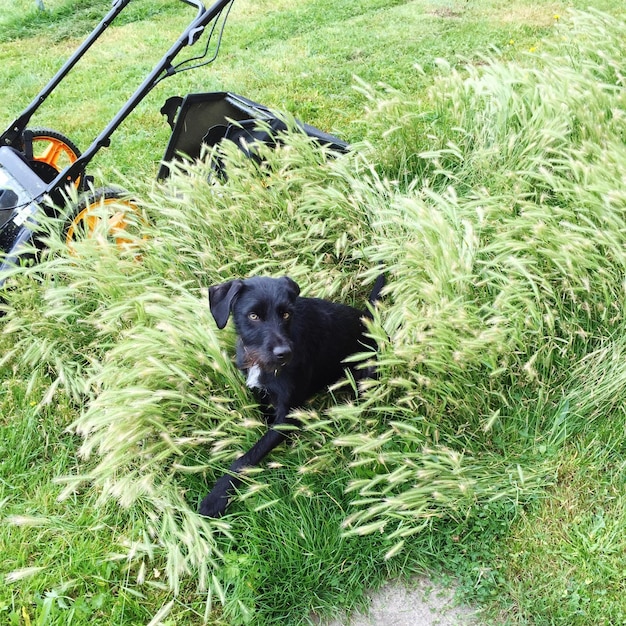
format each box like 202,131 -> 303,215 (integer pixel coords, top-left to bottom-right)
368,272 -> 385,306
363,272 -> 385,321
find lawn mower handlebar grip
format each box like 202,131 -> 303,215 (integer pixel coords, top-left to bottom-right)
180,0 -> 206,12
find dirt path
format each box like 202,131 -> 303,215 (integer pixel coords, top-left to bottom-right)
321,578 -> 480,626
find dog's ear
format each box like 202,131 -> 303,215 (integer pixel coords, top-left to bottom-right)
209,279 -> 244,329
280,276 -> 300,300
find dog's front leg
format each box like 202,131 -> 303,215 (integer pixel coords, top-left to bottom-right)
199,412 -> 296,518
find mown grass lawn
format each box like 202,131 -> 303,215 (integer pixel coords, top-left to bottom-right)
1,1 -> 625,625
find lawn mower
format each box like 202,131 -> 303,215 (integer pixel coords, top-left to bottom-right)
0,0 -> 348,284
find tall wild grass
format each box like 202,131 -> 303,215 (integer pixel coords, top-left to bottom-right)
1,9 -> 625,621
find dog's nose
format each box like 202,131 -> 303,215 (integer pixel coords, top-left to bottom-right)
273,345 -> 292,365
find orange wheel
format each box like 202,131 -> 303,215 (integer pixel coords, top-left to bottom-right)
27,128 -> 82,188
65,187 -> 144,253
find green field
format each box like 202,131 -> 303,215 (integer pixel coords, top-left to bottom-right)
1,0 -> 625,624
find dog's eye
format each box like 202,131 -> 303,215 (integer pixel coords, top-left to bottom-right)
248,312 -> 260,321
282,311 -> 291,320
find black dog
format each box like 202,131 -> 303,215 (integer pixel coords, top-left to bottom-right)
199,274 -> 384,517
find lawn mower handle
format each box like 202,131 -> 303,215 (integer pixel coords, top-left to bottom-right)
1,0 -> 133,148
180,0 -> 219,44
55,0 -> 235,186
1,0 -> 233,175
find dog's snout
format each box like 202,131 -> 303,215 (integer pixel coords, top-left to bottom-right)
273,344 -> 292,364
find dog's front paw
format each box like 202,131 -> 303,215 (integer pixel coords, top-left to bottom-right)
198,473 -> 240,518
198,492 -> 229,518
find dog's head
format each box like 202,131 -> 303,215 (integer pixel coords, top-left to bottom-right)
209,276 -> 301,373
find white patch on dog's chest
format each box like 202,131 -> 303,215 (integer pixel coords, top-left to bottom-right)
245,365 -> 263,389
